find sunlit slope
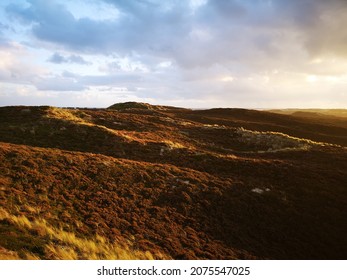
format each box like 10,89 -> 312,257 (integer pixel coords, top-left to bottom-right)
0,105 -> 344,163
175,108 -> 347,147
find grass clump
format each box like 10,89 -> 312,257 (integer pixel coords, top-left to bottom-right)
0,208 -> 161,260
46,107 -> 87,123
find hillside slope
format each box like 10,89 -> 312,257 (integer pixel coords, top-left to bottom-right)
1,103 -> 347,259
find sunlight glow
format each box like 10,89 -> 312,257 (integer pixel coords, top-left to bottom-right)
220,76 -> 234,82
325,76 -> 341,83
306,75 -> 318,83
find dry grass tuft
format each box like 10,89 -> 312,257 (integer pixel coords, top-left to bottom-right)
163,140 -> 186,149
0,247 -> 20,260
46,107 -> 87,123
0,208 -> 160,260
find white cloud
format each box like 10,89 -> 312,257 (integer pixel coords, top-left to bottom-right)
0,42 -> 48,85
1,0 -> 347,108
35,76 -> 86,91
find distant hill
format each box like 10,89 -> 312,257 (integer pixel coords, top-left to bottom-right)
108,101 -> 155,110
268,108 -> 347,119
1,103 -> 347,259
108,101 -> 185,112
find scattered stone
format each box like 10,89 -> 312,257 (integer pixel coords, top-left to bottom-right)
251,188 -> 264,194
179,131 -> 190,136
176,178 -> 190,185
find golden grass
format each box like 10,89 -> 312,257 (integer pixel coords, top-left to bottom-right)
46,107 -> 139,143
0,247 -> 20,260
46,107 -> 86,124
163,140 -> 186,149
0,208 -> 161,260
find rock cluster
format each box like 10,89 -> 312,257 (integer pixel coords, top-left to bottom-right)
235,127 -> 310,152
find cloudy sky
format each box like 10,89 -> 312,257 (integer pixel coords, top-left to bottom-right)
0,0 -> 346,108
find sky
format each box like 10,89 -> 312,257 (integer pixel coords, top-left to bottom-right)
0,0 -> 347,109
